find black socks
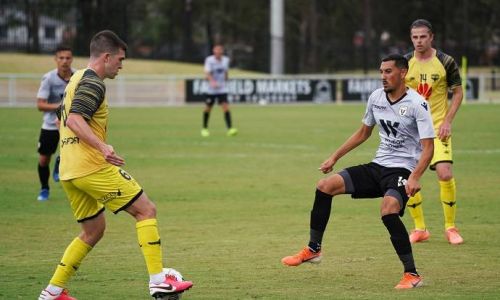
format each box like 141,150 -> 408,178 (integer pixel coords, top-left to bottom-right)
38,163 -> 50,189
382,213 -> 417,274
309,189 -> 333,252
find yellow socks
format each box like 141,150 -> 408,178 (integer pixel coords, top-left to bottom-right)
407,191 -> 426,230
440,179 -> 457,229
136,219 -> 163,275
50,237 -> 92,288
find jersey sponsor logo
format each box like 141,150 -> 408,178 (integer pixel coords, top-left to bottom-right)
417,82 -> 432,100
397,176 -> 407,187
373,104 -> 386,110
380,119 -> 400,137
399,106 -> 408,116
60,136 -> 80,148
431,73 -> 440,82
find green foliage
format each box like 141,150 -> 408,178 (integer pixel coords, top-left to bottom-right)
1,104 -> 499,299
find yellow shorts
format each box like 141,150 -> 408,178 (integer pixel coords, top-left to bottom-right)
430,137 -> 453,170
61,165 -> 143,222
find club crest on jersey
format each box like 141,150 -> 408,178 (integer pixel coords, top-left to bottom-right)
399,106 -> 408,116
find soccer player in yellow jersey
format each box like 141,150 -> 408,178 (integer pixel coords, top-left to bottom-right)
38,30 -> 193,300
404,19 -> 464,245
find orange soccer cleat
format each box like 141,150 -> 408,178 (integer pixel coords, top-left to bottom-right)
445,227 -> 464,245
409,229 -> 430,244
281,247 -> 322,266
395,272 -> 423,289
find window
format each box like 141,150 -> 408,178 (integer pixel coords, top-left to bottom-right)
45,26 -> 55,39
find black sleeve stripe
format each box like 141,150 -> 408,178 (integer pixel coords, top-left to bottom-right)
436,50 -> 462,88
69,71 -> 105,120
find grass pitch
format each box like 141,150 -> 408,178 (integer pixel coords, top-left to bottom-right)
1,104 -> 499,299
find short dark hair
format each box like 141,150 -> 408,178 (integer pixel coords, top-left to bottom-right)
55,44 -> 72,54
382,54 -> 408,70
410,19 -> 433,33
90,30 -> 128,57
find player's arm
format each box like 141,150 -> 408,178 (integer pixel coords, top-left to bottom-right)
204,58 -> 218,88
405,138 -> 434,196
439,85 -> 463,141
36,74 -> 59,112
439,54 -> 463,141
37,98 -> 60,112
65,113 -> 124,166
319,124 -> 374,174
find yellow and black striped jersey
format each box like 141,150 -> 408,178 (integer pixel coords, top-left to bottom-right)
405,50 -> 461,130
59,68 -> 109,180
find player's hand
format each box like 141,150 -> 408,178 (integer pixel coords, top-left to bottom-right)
102,144 -> 125,166
438,121 -> 451,141
405,176 -> 421,197
318,157 -> 335,174
209,80 -> 219,89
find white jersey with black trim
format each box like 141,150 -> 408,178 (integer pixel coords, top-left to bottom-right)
362,88 -> 435,171
204,55 -> 230,94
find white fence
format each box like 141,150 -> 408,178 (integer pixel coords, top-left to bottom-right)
1,73 -> 499,107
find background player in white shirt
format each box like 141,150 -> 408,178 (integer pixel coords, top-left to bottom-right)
282,54 -> 435,289
36,45 -> 74,201
201,44 -> 238,137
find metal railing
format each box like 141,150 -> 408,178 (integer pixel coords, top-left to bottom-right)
1,73 -> 499,107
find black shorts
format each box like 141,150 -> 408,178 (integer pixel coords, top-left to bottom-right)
205,94 -> 228,106
341,162 -> 411,216
38,129 -> 59,155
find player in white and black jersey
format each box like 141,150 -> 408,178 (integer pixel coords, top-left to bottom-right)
36,45 -> 74,201
282,54 -> 435,289
201,44 -> 238,137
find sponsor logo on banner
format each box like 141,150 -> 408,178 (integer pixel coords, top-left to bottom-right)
186,79 -> 336,103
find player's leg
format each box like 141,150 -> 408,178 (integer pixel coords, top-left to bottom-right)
201,96 -> 214,137
381,195 -> 422,289
93,166 -> 192,297
37,129 -> 58,201
39,180 -> 104,299
125,192 -> 193,297
433,138 -> 463,244
53,155 -> 61,182
435,162 -> 463,244
37,153 -> 51,201
406,191 -> 430,243
380,168 -> 422,289
281,166 -> 367,266
406,138 -> 444,243
219,94 -> 238,136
